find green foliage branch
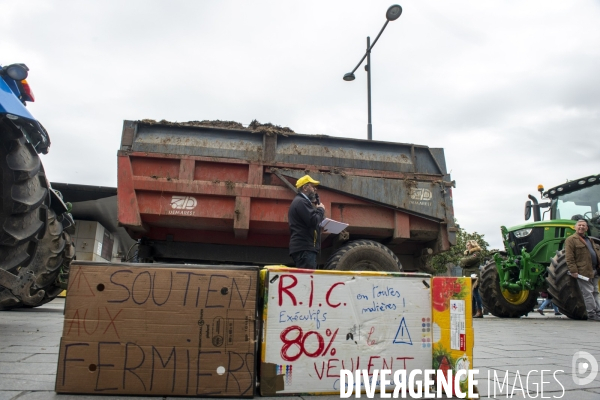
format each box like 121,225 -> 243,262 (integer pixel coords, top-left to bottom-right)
430,222 -> 498,274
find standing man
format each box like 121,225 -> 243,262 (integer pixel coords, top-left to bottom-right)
565,219 -> 600,321
288,175 -> 326,269
460,240 -> 483,318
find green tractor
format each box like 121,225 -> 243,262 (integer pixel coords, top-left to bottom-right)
480,173 -> 600,319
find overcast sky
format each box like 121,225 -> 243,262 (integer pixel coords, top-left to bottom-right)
2,0 -> 599,249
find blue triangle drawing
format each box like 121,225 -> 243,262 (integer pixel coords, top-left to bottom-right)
393,317 -> 413,345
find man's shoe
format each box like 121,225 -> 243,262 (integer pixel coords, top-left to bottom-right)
537,309 -> 544,316
554,312 -> 561,315
589,314 -> 600,321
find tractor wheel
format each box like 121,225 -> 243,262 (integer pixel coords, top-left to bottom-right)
26,209 -> 75,307
0,132 -> 48,309
325,240 -> 403,272
480,261 -> 538,318
546,250 -> 587,320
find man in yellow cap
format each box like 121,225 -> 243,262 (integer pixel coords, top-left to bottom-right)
288,175 -> 326,269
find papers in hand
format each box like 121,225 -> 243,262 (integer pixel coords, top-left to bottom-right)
320,218 -> 349,234
569,272 -> 591,281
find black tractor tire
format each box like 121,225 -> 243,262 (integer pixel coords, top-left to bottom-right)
0,132 -> 48,309
546,250 -> 587,320
27,210 -> 75,307
479,261 -> 539,318
325,240 -> 403,272
1,124 -> 73,310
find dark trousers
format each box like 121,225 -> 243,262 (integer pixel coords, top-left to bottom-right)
473,287 -> 482,310
291,250 -> 317,270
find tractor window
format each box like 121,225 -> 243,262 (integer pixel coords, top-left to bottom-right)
553,184 -> 600,220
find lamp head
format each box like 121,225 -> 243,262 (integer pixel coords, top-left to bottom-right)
343,72 -> 356,81
386,4 -> 402,21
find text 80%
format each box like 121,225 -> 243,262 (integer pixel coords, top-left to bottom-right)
280,326 -> 339,362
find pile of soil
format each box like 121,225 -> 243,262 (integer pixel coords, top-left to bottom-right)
138,119 -> 295,135
248,119 -> 295,136
138,119 -> 245,129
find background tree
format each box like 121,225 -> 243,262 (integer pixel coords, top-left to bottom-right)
430,222 -> 495,274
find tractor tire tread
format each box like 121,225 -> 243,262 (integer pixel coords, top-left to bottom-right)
546,250 -> 587,320
480,261 -> 538,318
0,130 -> 71,310
325,239 -> 403,272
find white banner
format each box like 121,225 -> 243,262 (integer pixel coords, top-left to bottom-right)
261,269 -> 433,394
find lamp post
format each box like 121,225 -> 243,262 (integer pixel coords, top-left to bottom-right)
344,4 -> 402,140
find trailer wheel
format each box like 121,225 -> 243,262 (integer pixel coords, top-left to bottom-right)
546,250 -> 587,320
325,240 -> 403,272
479,261 -> 538,318
0,133 -> 47,309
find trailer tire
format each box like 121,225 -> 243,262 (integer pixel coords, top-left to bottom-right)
546,250 -> 587,320
480,261 -> 538,318
0,132 -> 48,309
325,240 -> 403,272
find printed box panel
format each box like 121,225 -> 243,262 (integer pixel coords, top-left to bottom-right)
260,267 -> 433,395
431,277 -> 474,396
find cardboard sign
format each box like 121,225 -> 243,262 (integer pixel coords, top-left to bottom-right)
259,267 -> 433,395
56,262 -> 258,397
431,277 -> 474,396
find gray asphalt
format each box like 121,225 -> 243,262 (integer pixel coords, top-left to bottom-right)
1,298 -> 599,399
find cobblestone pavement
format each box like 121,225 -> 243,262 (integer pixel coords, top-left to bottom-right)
1,299 -> 599,399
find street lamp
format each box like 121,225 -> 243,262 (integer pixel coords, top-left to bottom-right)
344,4 -> 402,140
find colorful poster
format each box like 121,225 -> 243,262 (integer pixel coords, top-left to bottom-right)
431,277 -> 474,397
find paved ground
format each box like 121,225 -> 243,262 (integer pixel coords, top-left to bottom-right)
1,299 -> 599,399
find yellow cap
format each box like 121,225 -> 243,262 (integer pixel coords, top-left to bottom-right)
295,175 -> 320,188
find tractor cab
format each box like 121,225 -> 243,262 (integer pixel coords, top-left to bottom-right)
544,174 -> 600,238
516,173 -> 600,259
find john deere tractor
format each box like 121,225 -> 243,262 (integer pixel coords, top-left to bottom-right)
480,173 -> 600,319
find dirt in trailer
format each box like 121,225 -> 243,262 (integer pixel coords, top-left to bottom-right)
247,119 -> 294,136
138,118 -> 295,135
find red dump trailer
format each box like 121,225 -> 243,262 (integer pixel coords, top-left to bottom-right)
117,120 -> 456,272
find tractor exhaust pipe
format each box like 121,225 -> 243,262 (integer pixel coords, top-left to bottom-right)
526,194 -> 541,222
